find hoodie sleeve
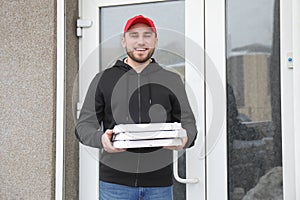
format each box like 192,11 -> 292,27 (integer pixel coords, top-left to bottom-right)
75,73 -> 104,149
171,74 -> 198,148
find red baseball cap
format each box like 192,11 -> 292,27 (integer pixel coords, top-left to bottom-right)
124,15 -> 157,34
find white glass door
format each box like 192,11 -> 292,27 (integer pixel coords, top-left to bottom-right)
202,0 -> 297,199
78,0 -> 205,199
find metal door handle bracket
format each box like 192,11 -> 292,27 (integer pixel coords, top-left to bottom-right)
173,151 -> 199,184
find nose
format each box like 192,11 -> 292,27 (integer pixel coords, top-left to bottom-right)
137,35 -> 145,45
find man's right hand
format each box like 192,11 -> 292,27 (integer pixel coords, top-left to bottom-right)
101,129 -> 127,153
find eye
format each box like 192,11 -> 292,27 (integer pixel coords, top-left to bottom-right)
129,33 -> 138,38
144,33 -> 152,38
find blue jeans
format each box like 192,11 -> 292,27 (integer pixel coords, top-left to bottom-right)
100,181 -> 173,200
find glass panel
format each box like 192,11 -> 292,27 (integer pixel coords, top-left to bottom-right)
226,0 -> 282,199
100,2 -> 185,200
100,1 -> 185,75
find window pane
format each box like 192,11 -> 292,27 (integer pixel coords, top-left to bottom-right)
100,2 -> 185,200
226,0 -> 283,199
100,1 -> 185,79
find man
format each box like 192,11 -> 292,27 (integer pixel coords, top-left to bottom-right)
76,15 -> 197,200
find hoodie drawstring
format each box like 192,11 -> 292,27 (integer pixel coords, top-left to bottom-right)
126,73 -> 130,122
147,76 -> 152,106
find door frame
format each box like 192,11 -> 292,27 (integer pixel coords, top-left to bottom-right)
203,0 -> 227,199
185,0 -> 206,199
281,0 -> 297,199
292,0 -> 300,199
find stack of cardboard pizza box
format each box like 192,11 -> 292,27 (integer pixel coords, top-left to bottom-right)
112,123 -> 186,148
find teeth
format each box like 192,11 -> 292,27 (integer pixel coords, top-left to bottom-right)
135,48 -> 146,51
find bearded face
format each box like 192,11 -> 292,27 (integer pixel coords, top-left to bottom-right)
122,23 -> 158,65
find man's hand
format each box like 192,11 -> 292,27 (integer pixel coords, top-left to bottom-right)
101,129 -> 126,153
163,136 -> 188,151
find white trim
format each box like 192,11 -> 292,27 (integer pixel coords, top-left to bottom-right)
280,0 -> 296,199
185,0 -> 206,200
55,0 -> 66,199
205,0 -> 227,199
94,0 -> 168,7
293,0 -> 300,198
78,0 -> 100,199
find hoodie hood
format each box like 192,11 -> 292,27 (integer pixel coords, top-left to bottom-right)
113,58 -> 163,75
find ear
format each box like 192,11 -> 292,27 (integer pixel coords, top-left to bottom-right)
154,37 -> 158,48
121,35 -> 126,48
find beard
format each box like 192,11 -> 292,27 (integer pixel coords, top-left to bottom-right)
126,47 -> 155,64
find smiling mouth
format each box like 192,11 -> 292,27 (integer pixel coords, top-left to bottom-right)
134,48 -> 148,51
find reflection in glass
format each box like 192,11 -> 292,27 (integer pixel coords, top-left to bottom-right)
100,2 -> 186,200
100,1 -> 185,72
226,0 -> 282,199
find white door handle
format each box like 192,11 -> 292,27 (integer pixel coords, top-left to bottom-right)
173,151 -> 199,184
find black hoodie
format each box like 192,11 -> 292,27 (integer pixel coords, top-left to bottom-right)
75,59 -> 197,187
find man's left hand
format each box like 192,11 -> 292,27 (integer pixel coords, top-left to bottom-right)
163,136 -> 188,151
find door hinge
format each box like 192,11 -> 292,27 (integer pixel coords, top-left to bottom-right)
76,19 -> 93,37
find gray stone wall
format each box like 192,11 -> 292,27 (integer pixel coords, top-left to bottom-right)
0,0 -> 56,199
0,0 -> 80,199
65,0 -> 79,199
